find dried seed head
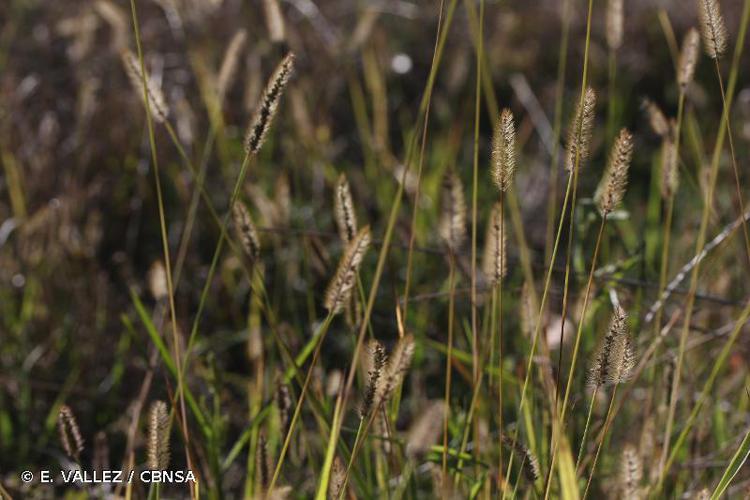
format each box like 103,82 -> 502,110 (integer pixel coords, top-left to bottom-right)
482,202 -> 507,285
244,52 -> 295,155
405,400 -> 445,459
588,306 -> 635,387
276,382 -> 292,436
256,431 -> 270,492
147,401 -> 170,470
660,129 -> 680,199
376,334 -> 416,404
565,88 -> 597,172
217,29 -> 248,100
619,444 -> 643,500
334,173 -> 358,244
232,201 -> 261,262
361,340 -> 387,418
262,0 -> 286,43
678,28 -> 701,89
438,170 -> 467,251
641,99 -> 670,138
58,405 -> 84,461
595,128 -> 633,215
698,0 -> 727,59
148,260 -> 168,301
520,282 -> 535,337
491,108 -> 516,192
328,456 -> 346,500
323,226 -> 371,314
501,434 -> 540,482
606,0 -> 624,51
121,50 -> 169,123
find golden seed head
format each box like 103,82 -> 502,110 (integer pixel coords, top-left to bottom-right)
262,0 -> 286,43
697,0 -> 727,59
606,0 -> 624,51
660,128 -> 680,199
232,201 -> 261,262
482,202 -> 507,285
148,260 -> 168,301
501,434 -> 540,482
334,173 -> 358,244
405,400 -> 445,459
361,340 -> 387,418
376,334 -> 416,404
619,443 -> 643,499
678,28 -> 701,89
244,52 -> 295,155
588,305 -> 635,386
641,99 -> 670,138
565,88 -> 597,172
323,226 -> 371,314
121,50 -> 169,123
147,401 -> 170,470
328,456 -> 346,500
595,128 -> 633,215
217,29 -> 248,100
491,108 -> 517,192
438,169 -> 467,251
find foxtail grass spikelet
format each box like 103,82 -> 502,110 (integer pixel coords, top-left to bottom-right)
606,0 -> 624,51
661,126 -> 680,199
323,226 -> 371,314
57,405 -> 84,461
217,29 -> 248,100
147,401 -> 170,470
595,128 -> 633,215
619,444 -> 643,499
232,201 -> 261,262
405,400 -> 445,458
262,0 -> 286,44
491,108 -> 516,192
641,99 -> 669,138
678,28 -> 701,89
244,52 -> 295,155
438,170 -> 466,251
121,50 -> 169,123
334,173 -> 357,244
565,88 -> 597,172
376,334 -> 416,404
328,456 -> 346,500
697,0 -> 727,59
501,434 -> 541,482
482,202 -> 507,285
257,431 -> 270,492
276,382 -> 292,435
361,340 -> 386,418
588,306 -> 635,387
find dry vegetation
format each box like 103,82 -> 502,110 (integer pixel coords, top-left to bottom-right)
2,0 -> 750,498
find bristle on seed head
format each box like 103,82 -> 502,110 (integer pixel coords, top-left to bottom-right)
232,201 -> 261,262
697,0 -> 727,59
606,0 -> 624,51
482,202 -> 507,285
334,173 -> 358,244
565,88 -> 597,172
121,50 -> 169,123
147,400 -> 170,470
678,28 -> 701,89
58,404 -> 84,461
439,169 -> 467,251
588,305 -> 635,387
323,226 -> 371,314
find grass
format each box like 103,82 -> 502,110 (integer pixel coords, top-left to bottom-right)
3,0 -> 750,498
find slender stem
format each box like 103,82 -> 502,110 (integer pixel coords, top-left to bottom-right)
575,386 -> 599,474
442,253 -> 457,479
268,314 -> 334,492
582,384 -> 619,499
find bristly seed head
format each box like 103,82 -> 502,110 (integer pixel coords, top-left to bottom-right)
405,400 -> 445,459
660,125 -> 680,200
58,404 -> 84,461
334,173 -> 358,244
376,334 -> 416,405
217,29 -> 248,101
641,99 -> 670,138
276,382 -> 292,436
147,400 -> 170,470
606,0 -> 624,51
244,52 -> 295,155
501,434 -> 541,482
565,88 -> 597,172
491,108 -> 516,192
438,169 -> 467,251
588,305 -> 635,387
619,443 -> 643,499
323,226 -> 371,314
595,128 -> 633,215
697,0 -> 727,59
678,28 -> 701,89
361,339 -> 387,418
121,50 -> 169,123
232,201 -> 261,262
482,202 -> 507,285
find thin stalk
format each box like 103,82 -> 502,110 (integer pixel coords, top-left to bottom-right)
268,313 -> 334,492
442,252 -> 457,478
575,386 -> 599,474
497,194 -> 505,492
582,384 -> 619,499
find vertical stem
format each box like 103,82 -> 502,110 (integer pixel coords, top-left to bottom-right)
575,386 -> 599,474
582,385 -> 619,499
442,253 -> 457,479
